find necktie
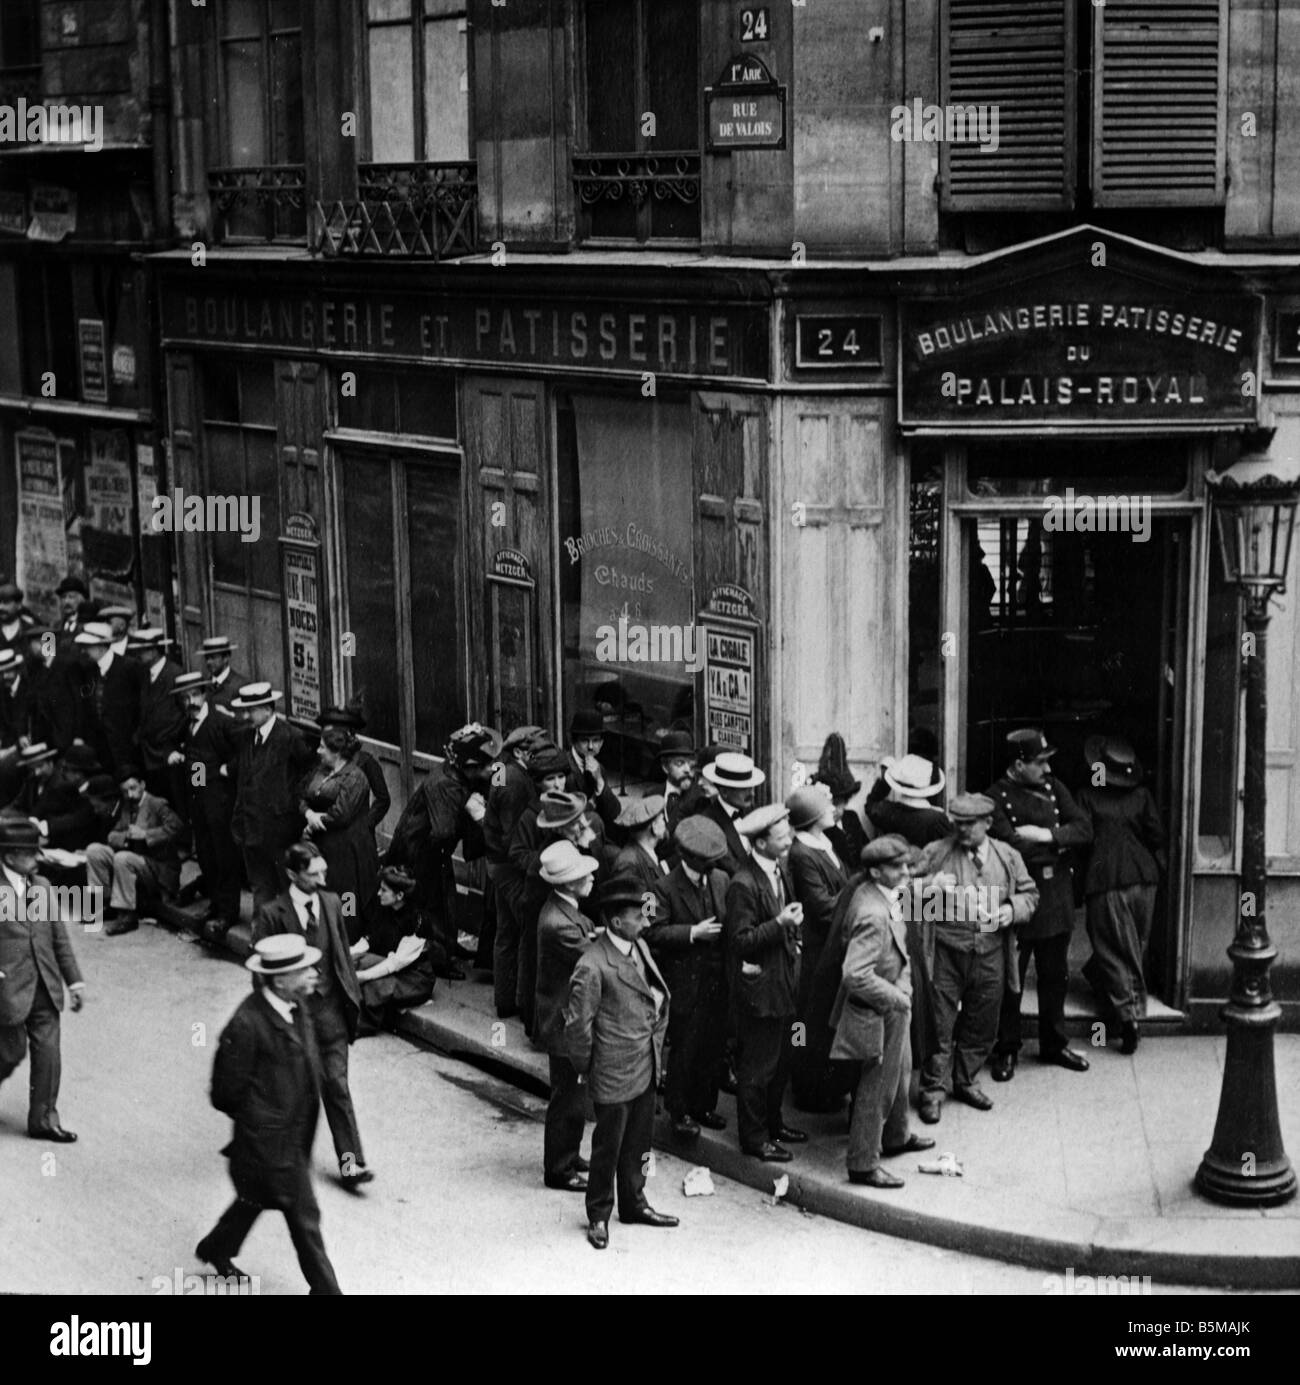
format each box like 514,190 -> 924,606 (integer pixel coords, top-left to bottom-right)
304,898 -> 317,934
629,941 -> 645,979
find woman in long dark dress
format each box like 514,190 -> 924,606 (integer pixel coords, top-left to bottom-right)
299,726 -> 380,935
354,866 -> 443,1034
1077,736 -> 1166,1054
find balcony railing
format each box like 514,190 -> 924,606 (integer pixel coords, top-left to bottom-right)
312,161 -> 478,260
208,164 -> 307,242
573,150 -> 701,242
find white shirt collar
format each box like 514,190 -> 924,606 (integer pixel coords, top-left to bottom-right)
753,850 -> 781,888
111,638 -> 128,657
607,931 -> 634,956
96,649 -> 114,673
190,702 -> 208,730
2,863 -> 28,894
555,888 -> 580,910
212,666 -> 230,685
259,713 -> 277,742
288,884 -> 317,923
263,987 -> 297,1023
149,655 -> 166,682
681,860 -> 703,885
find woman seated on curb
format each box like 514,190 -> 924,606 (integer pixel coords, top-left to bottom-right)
352,866 -> 446,1035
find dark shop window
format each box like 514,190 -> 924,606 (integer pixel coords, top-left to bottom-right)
336,368 -> 457,439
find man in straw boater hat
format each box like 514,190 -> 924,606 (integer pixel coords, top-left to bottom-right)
73,620 -> 140,776
196,933 -> 342,1294
228,682 -> 315,909
987,728 -> 1093,1081
695,750 -> 767,878
0,814 -> 85,1144
911,794 -> 1038,1126
126,627 -> 187,815
96,603 -> 135,659
564,874 -> 677,1250
198,636 -> 247,718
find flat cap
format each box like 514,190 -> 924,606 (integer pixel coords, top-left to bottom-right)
674,815 -> 727,863
736,803 -> 789,838
861,834 -> 911,866
616,793 -> 666,830
948,792 -> 996,822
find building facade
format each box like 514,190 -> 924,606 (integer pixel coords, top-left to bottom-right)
150,0 -> 1300,1024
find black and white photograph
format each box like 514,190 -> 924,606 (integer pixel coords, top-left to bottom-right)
0,0 -> 1297,1356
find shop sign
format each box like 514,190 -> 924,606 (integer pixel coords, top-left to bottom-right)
281,513 -> 322,723
28,183 -> 75,241
0,190 -> 26,235
491,549 -> 532,584
164,288 -> 770,383
111,343 -> 136,386
705,53 -> 786,152
135,443 -> 158,531
14,430 -> 68,613
795,314 -> 883,370
706,583 -> 755,620
77,319 -> 108,403
702,621 -> 756,755
900,268 -> 1260,428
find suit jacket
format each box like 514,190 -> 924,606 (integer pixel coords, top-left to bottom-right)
354,749 -> 391,832
135,658 -> 187,771
564,931 -> 670,1104
182,706 -> 238,817
88,651 -> 141,773
32,655 -> 88,754
693,797 -> 749,878
207,666 -> 248,719
105,790 -> 184,856
563,753 -> 621,836
252,889 -> 362,1040
535,892 -> 598,1055
612,840 -> 669,893
828,880 -> 911,1062
17,767 -> 97,849
210,988 -> 322,1194
0,871 -> 83,1025
230,717 -> 314,849
647,862 -> 728,997
484,761 -> 535,864
724,855 -> 798,1020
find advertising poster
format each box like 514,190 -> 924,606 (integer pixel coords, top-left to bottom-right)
14,430 -> 68,614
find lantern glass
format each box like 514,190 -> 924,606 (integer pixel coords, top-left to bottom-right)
1214,497 -> 1298,591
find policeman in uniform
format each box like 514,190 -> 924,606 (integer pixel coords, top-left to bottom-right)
987,729 -> 1093,1079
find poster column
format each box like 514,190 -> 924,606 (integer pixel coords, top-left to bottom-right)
280,512 -> 325,723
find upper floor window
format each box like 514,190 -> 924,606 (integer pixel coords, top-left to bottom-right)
940,0 -> 1226,213
365,0 -> 471,164
576,0 -> 700,243
0,0 -> 40,98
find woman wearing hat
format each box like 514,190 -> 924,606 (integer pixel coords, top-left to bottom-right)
354,866 -> 443,1034
298,727 -> 380,939
1076,736 -> 1166,1053
814,732 -> 868,867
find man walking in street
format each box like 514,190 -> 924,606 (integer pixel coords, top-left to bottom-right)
253,841 -> 374,1190
197,933 -> 342,1294
564,875 -> 678,1250
0,815 -> 85,1143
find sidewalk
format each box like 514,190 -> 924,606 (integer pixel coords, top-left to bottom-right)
179,904 -> 1299,1290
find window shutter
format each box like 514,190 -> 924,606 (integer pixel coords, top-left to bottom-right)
940,0 -> 1076,212
1093,0 -> 1226,207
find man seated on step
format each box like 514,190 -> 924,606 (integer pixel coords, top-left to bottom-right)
84,764 -> 184,936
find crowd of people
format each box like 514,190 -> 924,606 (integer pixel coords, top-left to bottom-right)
0,570 -> 1168,1276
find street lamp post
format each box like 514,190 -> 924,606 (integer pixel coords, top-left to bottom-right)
1196,434 -> 1299,1207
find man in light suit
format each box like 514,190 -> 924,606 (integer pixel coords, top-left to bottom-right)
84,764 -> 185,936
564,874 -> 678,1250
829,835 -> 934,1188
534,840 -> 601,1192
0,815 -> 85,1142
252,841 -> 373,1189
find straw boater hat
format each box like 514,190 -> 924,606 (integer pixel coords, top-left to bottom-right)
98,604 -> 135,623
702,751 -> 766,790
126,627 -> 172,651
73,622 -> 114,647
616,793 -> 666,831
0,649 -> 21,674
230,681 -> 283,709
246,934 -> 321,975
172,672 -> 213,695
539,840 -> 600,886
200,636 -> 237,657
16,743 -> 58,768
883,753 -> 946,801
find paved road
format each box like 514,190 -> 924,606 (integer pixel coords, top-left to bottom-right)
0,920 -> 1236,1296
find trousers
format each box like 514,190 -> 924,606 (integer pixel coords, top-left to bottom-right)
847,1007 -> 911,1173
0,979 -> 63,1131
586,1080 -> 656,1226
664,966 -> 727,1121
735,1013 -> 793,1152
191,794 -> 242,926
242,844 -> 287,913
996,931 -> 1070,1057
544,1055 -> 588,1179
1083,884 -> 1157,1026
922,929 -> 1006,1094
84,845 -> 172,912
491,870 -> 523,1016
306,993 -> 365,1170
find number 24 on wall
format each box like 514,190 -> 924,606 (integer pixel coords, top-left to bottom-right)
740,7 -> 770,42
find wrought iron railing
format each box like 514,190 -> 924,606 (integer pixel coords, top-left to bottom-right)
573,150 -> 701,242
208,164 -> 307,242
312,160 -> 478,259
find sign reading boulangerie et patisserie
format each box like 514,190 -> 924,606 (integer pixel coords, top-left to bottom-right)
901,264 -> 1261,427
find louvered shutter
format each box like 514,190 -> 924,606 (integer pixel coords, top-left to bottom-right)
940,0 -> 1076,212
1093,0 -> 1226,206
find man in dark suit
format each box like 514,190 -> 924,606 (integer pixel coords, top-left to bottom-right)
648,815 -> 729,1141
829,836 -> 934,1189
611,794 -> 670,890
8,743 -> 97,848
127,628 -> 187,814
0,583 -> 34,654
535,840 -> 600,1192
0,815 -> 85,1142
657,732 -> 698,841
73,621 -> 140,775
564,874 -> 678,1250
196,933 -> 342,1294
229,682 -> 314,909
168,673 -> 242,942
564,709 -> 622,836
252,841 -> 373,1189
725,803 -> 805,1162
53,575 -> 92,654
695,752 -> 766,877
199,636 -> 247,719
21,627 -> 74,753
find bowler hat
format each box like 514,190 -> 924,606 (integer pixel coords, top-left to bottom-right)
948,792 -> 996,822
73,622 -> 114,647
1007,728 -> 1056,761
785,785 -> 833,832
861,834 -> 911,867
17,743 -> 58,768
600,874 -> 654,916
657,731 -> 697,763
536,791 -> 588,831
56,575 -> 89,598
569,708 -> 605,738
674,815 -> 727,864
117,763 -> 144,783
883,754 -> 946,800
0,582 -> 22,602
230,681 -> 283,710
0,814 -> 41,848
81,774 -> 119,799
703,752 -> 766,791
539,839 -> 600,886
736,803 -> 789,838
616,794 -> 666,830
1083,734 -> 1144,788
245,934 -> 322,975
62,742 -> 101,774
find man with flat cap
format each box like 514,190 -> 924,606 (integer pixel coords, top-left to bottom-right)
913,794 -> 1038,1125
726,802 -> 805,1162
611,794 -> 670,891
0,815 -> 85,1142
197,933 -> 342,1294
648,814 -> 729,1140
987,729 -> 1093,1080
828,835 -> 933,1188
564,874 -> 677,1250
199,637 -> 247,718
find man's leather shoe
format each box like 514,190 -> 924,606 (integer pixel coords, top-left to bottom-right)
437,965 -> 466,981
1120,1022 -> 1140,1055
953,1084 -> 993,1111
586,1221 -> 609,1250
1039,1047 -> 1090,1072
573,1155 -> 590,1173
918,1095 -> 942,1124
991,1051 -> 1016,1082
882,1134 -> 936,1157
28,1125 -> 77,1143
619,1206 -> 679,1228
671,1115 -> 701,1140
743,1141 -> 792,1163
848,1167 -> 904,1189
195,1239 -> 248,1280
341,1166 -> 376,1188
719,1062 -> 739,1095
694,1110 -> 727,1131
544,1172 -> 587,1192
771,1124 -> 807,1144
105,914 -> 138,937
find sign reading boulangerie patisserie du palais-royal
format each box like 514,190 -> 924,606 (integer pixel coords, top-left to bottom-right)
900,264 -> 1261,428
